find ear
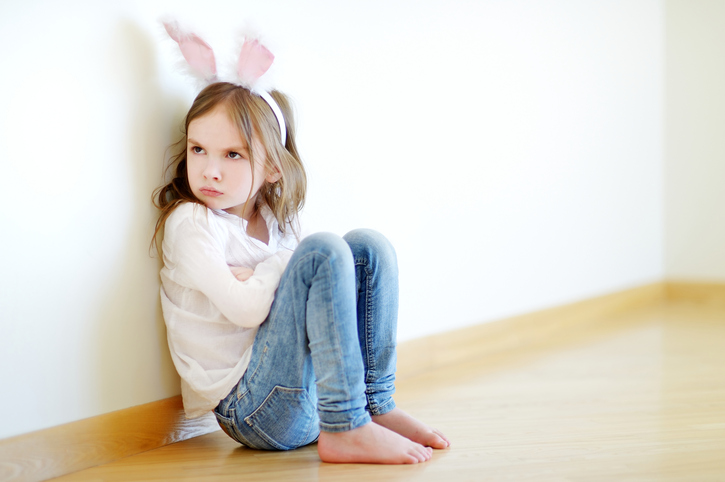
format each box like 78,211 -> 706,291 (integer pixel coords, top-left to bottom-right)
237,39 -> 274,87
163,21 -> 217,80
265,167 -> 282,184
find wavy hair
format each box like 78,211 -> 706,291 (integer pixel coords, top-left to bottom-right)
151,83 -> 306,253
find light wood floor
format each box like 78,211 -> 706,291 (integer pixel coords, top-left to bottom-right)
55,300 -> 725,481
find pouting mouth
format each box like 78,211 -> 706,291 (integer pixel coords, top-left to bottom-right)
200,187 -> 222,196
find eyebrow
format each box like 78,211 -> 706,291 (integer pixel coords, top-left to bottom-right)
187,138 -> 249,153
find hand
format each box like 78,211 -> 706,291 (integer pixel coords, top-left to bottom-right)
230,266 -> 254,281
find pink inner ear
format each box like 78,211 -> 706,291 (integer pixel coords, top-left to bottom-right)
179,34 -> 217,77
164,22 -> 217,79
237,39 -> 274,86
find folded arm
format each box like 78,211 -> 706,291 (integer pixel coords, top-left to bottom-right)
166,211 -> 292,328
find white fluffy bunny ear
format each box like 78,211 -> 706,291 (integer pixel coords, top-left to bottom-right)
163,20 -> 217,82
236,38 -> 274,88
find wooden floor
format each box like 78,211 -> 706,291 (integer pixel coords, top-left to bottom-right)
54,300 -> 725,481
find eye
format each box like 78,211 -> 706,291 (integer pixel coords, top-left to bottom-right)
228,151 -> 247,160
190,146 -> 205,154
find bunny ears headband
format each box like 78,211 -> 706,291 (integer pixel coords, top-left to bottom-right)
163,21 -> 287,145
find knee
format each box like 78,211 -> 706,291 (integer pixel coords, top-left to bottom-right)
343,229 -> 397,269
296,232 -> 353,267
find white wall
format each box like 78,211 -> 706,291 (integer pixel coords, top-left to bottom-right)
0,0 -> 665,439
665,0 -> 725,281
0,2 -> 182,440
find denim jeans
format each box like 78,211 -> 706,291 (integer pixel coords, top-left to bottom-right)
213,229 -> 399,450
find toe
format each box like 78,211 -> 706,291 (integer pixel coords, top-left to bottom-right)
405,454 -> 419,464
412,445 -> 430,462
432,429 -> 451,448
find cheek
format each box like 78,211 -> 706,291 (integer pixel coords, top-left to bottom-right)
185,161 -> 195,181
229,163 -> 255,185
187,156 -> 204,173
185,160 -> 203,188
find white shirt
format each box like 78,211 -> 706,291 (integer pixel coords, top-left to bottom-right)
159,202 -> 296,418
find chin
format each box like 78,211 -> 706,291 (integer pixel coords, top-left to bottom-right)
202,200 -> 225,210
193,193 -> 216,208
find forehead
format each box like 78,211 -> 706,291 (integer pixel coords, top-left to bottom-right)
188,105 -> 246,144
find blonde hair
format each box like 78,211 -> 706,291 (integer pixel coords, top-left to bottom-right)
152,83 -> 306,253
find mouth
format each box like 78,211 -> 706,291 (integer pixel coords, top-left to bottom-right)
199,187 -> 223,197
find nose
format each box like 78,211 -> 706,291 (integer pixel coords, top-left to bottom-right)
202,157 -> 221,181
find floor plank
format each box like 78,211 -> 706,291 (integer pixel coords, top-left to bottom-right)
54,300 -> 725,481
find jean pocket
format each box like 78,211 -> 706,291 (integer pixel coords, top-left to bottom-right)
244,386 -> 318,451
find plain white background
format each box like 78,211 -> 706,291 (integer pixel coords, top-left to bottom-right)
0,0 -> 722,439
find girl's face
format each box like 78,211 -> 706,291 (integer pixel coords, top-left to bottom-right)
186,105 -> 275,220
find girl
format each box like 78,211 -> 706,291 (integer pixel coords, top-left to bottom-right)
153,25 -> 449,465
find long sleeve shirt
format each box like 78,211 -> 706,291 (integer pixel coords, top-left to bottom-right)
159,202 -> 296,418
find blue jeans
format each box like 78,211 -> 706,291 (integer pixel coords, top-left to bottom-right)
213,229 -> 399,450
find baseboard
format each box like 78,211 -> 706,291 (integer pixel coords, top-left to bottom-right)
665,280 -> 725,305
0,396 -> 218,482
396,282 -> 667,381
2,280 -> 723,482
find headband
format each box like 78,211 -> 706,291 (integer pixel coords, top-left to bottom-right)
163,21 -> 287,146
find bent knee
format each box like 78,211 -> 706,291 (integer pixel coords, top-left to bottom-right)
296,232 -> 353,265
343,229 -> 397,265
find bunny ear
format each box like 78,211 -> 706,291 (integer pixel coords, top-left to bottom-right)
163,21 -> 217,80
236,39 -> 274,87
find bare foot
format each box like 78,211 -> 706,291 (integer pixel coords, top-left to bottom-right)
317,422 -> 433,464
372,408 -> 450,449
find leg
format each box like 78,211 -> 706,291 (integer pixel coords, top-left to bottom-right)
292,233 -> 430,463
215,233 -> 431,463
215,232 -> 367,449
344,229 -> 451,450
343,229 -> 399,415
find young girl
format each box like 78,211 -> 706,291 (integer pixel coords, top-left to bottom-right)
154,24 -> 449,464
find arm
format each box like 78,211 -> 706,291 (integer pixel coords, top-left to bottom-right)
166,208 -> 292,328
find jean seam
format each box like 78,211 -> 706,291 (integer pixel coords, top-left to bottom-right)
365,263 -> 376,385
355,251 -> 388,413
358,257 -> 379,414
368,396 -> 396,416
236,385 -> 249,401
354,257 -> 376,386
